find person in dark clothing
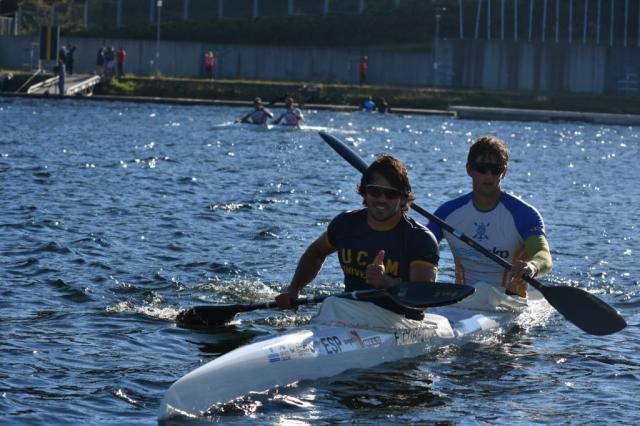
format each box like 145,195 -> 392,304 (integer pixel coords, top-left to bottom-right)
54,59 -> 65,96
96,46 -> 105,76
104,46 -> 115,78
377,98 -> 391,113
65,44 -> 76,75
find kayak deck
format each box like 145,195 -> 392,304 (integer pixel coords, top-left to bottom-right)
159,284 -> 546,420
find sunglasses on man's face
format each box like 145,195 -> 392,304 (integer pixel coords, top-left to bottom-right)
471,162 -> 505,176
365,184 -> 402,200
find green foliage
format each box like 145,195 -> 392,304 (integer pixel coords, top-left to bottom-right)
100,77 -> 137,96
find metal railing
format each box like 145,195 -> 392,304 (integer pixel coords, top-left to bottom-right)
26,75 -> 59,94
0,16 -> 14,35
65,75 -> 102,96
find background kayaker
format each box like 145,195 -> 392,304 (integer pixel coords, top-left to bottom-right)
276,154 -> 439,319
362,96 -> 376,112
427,135 -> 553,298
273,97 -> 304,127
377,98 -> 391,113
238,97 -> 274,125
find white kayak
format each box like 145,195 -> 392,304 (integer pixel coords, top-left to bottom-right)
159,283 -> 549,420
210,122 -> 358,134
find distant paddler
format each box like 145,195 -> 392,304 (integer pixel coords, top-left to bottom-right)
238,97 -> 274,125
362,96 -> 376,112
273,97 -> 304,127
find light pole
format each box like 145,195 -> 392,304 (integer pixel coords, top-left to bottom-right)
434,11 -> 441,69
155,0 -> 162,76
433,7 -> 446,86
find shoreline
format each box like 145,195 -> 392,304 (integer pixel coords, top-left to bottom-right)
0,90 -> 454,116
4,92 -> 640,126
2,73 -> 640,125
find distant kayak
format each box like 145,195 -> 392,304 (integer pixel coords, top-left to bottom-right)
210,122 -> 357,134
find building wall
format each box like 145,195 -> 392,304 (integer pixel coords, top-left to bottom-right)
1,35 -> 639,95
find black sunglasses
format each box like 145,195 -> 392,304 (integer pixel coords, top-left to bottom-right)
365,184 -> 402,200
471,162 -> 505,176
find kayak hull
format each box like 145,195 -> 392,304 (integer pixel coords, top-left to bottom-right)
159,284 -> 541,419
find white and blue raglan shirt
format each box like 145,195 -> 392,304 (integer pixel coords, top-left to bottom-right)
426,191 -> 546,288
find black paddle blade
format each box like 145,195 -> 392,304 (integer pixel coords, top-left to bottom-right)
319,131 -> 369,173
176,304 -> 241,329
389,282 -> 475,307
541,285 -> 627,335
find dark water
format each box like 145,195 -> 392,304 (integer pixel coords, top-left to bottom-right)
1,97 -> 638,425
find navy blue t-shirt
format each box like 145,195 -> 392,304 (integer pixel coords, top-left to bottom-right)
327,209 -> 439,292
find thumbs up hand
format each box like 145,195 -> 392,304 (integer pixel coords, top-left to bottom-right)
366,250 -> 387,288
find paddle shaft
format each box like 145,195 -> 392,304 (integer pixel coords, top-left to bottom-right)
318,131 -> 626,335
236,288 -> 387,313
177,282 -> 474,328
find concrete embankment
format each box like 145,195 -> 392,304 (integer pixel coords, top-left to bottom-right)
449,106 -> 640,126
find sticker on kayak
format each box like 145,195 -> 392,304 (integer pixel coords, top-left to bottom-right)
394,326 -> 437,345
267,341 -> 317,363
349,330 -> 384,349
315,330 -> 385,355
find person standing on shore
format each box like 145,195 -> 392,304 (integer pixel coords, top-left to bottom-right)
104,46 -> 115,79
426,136 -> 552,298
96,46 -> 105,76
65,44 -> 75,75
359,56 -> 368,86
116,47 -> 127,78
204,51 -> 215,79
54,59 -> 65,96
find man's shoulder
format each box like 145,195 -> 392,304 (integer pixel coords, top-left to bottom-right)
327,209 -> 366,241
403,215 -> 438,240
500,192 -> 545,234
500,192 -> 542,216
333,208 -> 366,221
403,215 -> 439,256
434,192 -> 473,216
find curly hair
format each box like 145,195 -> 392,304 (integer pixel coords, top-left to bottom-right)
357,154 -> 415,212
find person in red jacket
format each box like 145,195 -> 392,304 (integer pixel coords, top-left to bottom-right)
116,47 -> 127,78
204,51 -> 215,79
359,56 -> 368,86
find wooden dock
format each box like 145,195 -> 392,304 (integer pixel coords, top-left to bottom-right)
27,74 -> 101,96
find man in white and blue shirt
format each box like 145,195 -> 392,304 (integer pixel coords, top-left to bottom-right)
427,136 -> 552,298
